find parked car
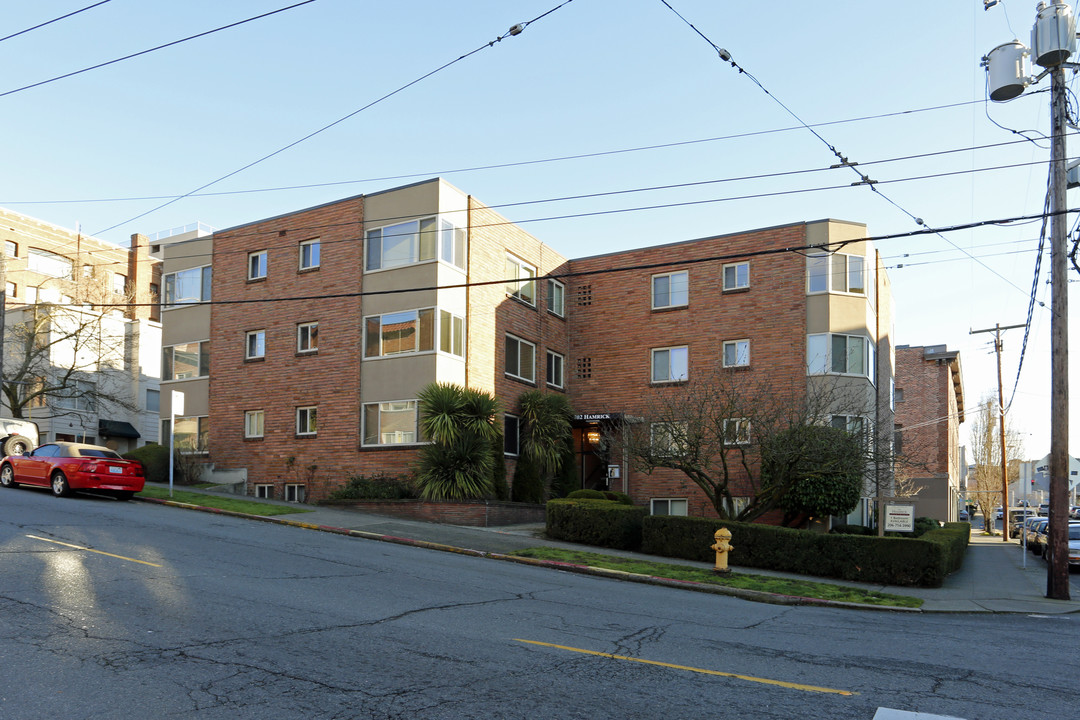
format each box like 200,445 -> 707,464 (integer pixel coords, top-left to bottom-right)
1026,518 -> 1051,554
1070,505 -> 1080,520
959,509 -> 970,521
1033,519 -> 1053,557
995,506 -> 1004,520
1043,522 -> 1080,568
1038,502 -> 1050,517
0,442 -> 144,500
1009,510 -> 1034,538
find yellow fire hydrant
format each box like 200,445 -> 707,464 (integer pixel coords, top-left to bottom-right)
711,528 -> 733,574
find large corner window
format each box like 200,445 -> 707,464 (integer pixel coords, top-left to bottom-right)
807,333 -> 875,381
163,341 -> 210,380
164,416 -> 209,453
27,248 -> 73,279
365,309 -> 434,357
163,266 -> 212,307
366,216 -> 466,272
363,400 -> 419,445
506,255 -> 536,305
807,252 -> 866,295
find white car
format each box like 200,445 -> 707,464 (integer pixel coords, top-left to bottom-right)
1044,522 -> 1080,568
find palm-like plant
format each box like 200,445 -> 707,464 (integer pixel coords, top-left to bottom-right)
518,391 -> 574,499
416,383 -> 500,500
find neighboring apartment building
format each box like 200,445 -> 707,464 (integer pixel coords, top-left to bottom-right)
164,178 -> 894,524
0,207 -> 161,452
893,344 -> 966,521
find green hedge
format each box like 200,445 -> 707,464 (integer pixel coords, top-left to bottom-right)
123,444 -> 171,484
546,499 -> 647,550
640,515 -> 969,587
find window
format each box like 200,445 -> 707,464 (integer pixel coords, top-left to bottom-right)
285,484 -> 306,503
363,400 -> 419,445
546,350 -> 565,389
723,418 -> 751,445
4,240 -> 16,257
163,266 -> 211,307
163,341 -> 210,380
894,387 -> 904,403
807,252 -> 866,295
255,484 -> 273,499
299,238 -> 320,270
831,415 -> 865,435
246,330 -> 266,360
722,339 -> 750,368
723,262 -> 749,291
166,416 -> 209,452
25,286 -> 37,304
506,255 -> 536,305
504,414 -> 520,456
4,281 -> 14,298
547,279 -> 565,317
112,273 -> 127,295
245,410 -> 265,439
54,380 -> 96,412
652,271 -> 688,309
365,309 -> 435,357
807,333 -> 874,379
505,334 -> 536,383
296,406 -> 317,436
297,322 -> 318,353
651,346 -> 688,383
651,498 -> 688,516
27,248 -> 72,278
248,251 -> 267,280
366,216 -> 466,271
146,389 -> 160,412
438,310 -> 465,357
650,422 -> 686,455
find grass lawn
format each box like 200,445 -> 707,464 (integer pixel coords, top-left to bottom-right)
511,548 -> 922,608
138,486 -> 312,517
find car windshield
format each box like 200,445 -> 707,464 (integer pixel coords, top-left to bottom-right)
1069,527 -> 1080,540
77,449 -> 122,459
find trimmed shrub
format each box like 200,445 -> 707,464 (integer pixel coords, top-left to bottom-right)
546,499 -> 647,550
566,489 -> 608,500
123,444 -> 171,484
603,491 -> 633,505
328,473 -> 418,500
831,523 -> 875,536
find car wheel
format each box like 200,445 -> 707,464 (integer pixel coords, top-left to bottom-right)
51,472 -> 71,498
0,465 -> 18,489
114,491 -> 134,502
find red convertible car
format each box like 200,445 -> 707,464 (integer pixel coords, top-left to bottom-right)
0,442 -> 145,500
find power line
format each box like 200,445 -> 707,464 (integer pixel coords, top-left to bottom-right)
0,1 -> 114,44
0,1 -> 318,100
90,0 -> 577,237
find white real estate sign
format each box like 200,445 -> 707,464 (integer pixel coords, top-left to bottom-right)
884,503 -> 915,533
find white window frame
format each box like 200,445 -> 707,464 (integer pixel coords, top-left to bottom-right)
723,417 -> 751,446
27,248 -> 72,279
246,330 -> 266,360
650,498 -> 688,516
806,252 -> 866,295
365,216 -> 465,272
299,238 -> 320,270
248,250 -> 268,280
505,334 -> 536,383
362,400 -> 420,446
245,410 -> 265,439
722,339 -> 750,368
723,262 -> 749,291
506,255 -> 536,306
4,240 -> 16,257
112,273 -> 127,295
5,281 -> 15,298
296,406 -> 317,436
504,414 -> 520,456
285,484 -> 306,503
546,350 -> 565,389
547,279 -> 565,317
651,270 -> 688,309
651,345 -> 688,383
163,265 -> 211,308
254,484 -> 273,499
807,333 -> 874,381
297,322 -> 318,353
438,310 -> 465,357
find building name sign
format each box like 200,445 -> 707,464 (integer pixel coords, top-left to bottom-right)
884,503 -> 915,533
575,413 -> 622,422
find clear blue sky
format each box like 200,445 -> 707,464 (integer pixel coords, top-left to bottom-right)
1,0 -> 1074,460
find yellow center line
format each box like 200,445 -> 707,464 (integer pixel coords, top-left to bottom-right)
26,535 -> 162,567
514,639 -> 856,696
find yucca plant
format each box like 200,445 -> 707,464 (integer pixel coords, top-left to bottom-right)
518,390 -> 574,499
416,383 -> 500,500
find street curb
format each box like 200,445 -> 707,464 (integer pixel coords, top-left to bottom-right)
135,495 -> 921,613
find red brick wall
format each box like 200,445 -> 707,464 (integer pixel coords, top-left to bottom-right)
894,347 -> 952,476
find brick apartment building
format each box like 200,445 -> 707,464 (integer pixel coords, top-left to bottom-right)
893,344 -> 965,521
0,207 -> 162,451
160,178 -> 894,524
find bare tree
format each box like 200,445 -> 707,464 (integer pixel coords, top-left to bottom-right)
608,370 -> 890,523
967,395 -> 1025,533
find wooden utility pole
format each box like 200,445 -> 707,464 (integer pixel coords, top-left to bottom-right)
970,323 -> 1024,541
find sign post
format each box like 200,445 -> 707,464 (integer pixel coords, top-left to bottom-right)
169,390 -> 184,498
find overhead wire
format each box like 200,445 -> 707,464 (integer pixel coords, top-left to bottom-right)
0,1 -> 317,100
90,0 -> 578,236
0,1 -> 114,43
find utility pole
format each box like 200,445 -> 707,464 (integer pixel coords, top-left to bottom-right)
984,0 -> 1072,599
970,323 -> 1025,541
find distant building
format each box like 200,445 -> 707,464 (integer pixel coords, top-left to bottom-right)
1015,455 -> 1080,505
893,344 -> 966,521
0,207 -> 161,452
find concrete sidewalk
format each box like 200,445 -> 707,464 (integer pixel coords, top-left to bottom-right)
138,484 -> 1080,614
